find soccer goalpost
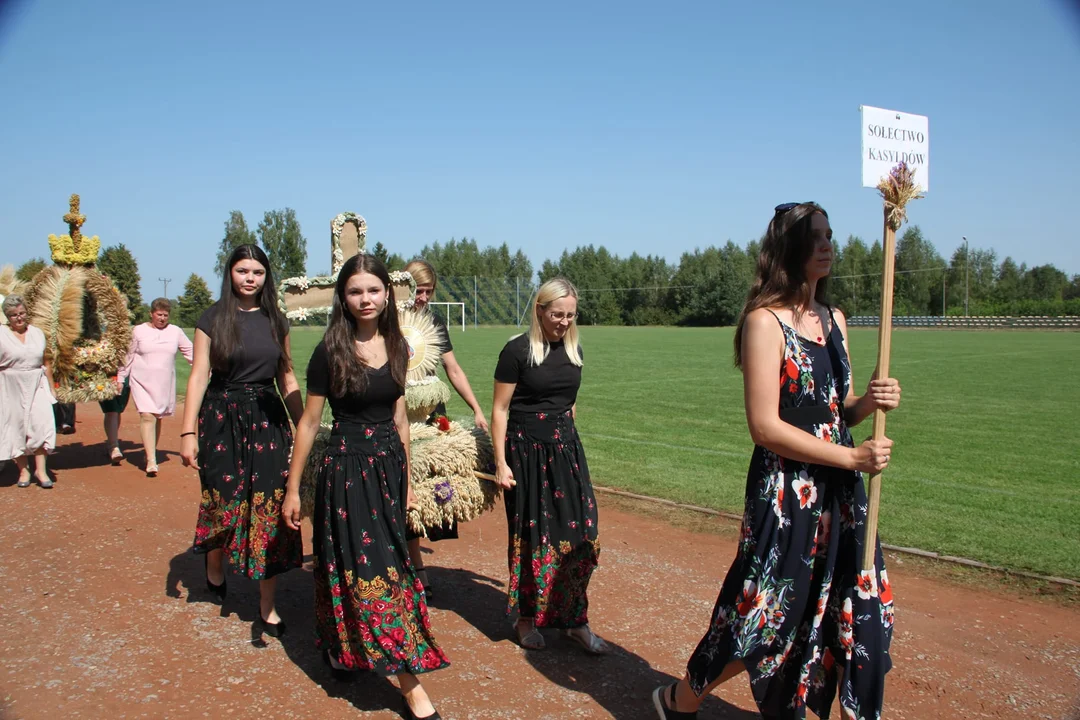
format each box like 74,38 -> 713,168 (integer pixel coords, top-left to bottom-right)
428,302 -> 466,332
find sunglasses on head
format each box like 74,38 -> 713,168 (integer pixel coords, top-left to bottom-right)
774,202 -> 815,214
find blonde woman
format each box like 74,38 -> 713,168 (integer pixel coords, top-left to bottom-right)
490,278 -> 608,654
402,259 -> 489,598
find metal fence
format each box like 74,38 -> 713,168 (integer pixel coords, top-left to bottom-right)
848,315 -> 1080,329
434,276 -> 537,327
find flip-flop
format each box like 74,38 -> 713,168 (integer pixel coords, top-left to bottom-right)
563,625 -> 611,655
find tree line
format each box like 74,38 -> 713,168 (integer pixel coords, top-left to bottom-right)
13,213 -> 1080,327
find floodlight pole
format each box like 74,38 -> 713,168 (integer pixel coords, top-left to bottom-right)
963,236 -> 969,317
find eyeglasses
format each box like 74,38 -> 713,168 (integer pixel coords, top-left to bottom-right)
6,312 -> 27,320
546,311 -> 576,322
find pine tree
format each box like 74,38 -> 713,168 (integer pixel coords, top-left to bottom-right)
215,211 -> 257,277
258,208 -> 307,281
97,244 -> 144,320
177,273 -> 213,327
16,257 -> 47,282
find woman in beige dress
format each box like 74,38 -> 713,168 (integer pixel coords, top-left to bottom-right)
0,295 -> 57,488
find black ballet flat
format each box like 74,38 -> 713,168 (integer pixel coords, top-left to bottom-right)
322,650 -> 355,682
402,698 -> 441,720
203,554 -> 226,599
258,615 -> 287,638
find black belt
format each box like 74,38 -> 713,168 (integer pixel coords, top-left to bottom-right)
779,405 -> 833,428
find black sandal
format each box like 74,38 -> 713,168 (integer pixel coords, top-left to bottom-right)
652,683 -> 697,720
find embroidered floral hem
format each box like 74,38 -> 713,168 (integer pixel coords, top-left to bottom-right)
313,420 -> 449,676
191,383 -> 301,580
503,410 -> 600,629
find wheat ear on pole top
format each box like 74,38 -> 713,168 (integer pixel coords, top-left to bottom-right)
877,161 -> 924,231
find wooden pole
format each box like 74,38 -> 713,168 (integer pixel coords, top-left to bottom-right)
861,212 -> 898,571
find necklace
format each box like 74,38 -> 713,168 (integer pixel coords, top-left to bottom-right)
790,304 -> 827,344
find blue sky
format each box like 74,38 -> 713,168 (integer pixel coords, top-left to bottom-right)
1,0 -> 1078,300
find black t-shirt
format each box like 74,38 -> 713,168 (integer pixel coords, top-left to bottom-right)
494,334 -> 582,413
196,302 -> 285,385
306,341 -> 404,424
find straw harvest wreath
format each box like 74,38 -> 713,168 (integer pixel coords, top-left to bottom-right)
293,214 -> 498,535
0,265 -> 27,325
22,195 -> 132,402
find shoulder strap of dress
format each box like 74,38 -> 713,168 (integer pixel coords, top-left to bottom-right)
825,305 -> 842,338
764,308 -> 784,329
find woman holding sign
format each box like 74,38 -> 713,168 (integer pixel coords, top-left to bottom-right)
653,203 -> 901,720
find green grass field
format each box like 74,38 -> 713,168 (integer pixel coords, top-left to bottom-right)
177,326 -> 1080,580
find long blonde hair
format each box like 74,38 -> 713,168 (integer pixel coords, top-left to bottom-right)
405,259 -> 437,289
526,278 -> 583,367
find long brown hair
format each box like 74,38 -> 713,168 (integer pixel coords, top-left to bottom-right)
733,203 -> 831,369
323,254 -> 408,396
210,244 -> 289,374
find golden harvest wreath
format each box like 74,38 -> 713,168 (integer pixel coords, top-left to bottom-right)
23,195 -> 131,402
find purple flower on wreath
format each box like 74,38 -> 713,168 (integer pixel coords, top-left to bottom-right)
434,480 -> 454,505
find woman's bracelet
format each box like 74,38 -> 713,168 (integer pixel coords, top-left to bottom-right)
180,431 -> 196,437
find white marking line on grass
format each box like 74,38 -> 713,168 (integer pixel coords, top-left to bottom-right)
904,476 -> 1080,504
892,348 -> 1064,365
592,485 -> 1080,588
589,434 -> 1080,503
587,433 -> 745,459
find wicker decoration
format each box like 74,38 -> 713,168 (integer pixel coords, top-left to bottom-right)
404,378 -> 452,424
390,270 -> 417,311
0,265 -> 27,325
399,307 -> 453,422
23,196 -> 131,402
48,195 -> 101,266
404,419 -> 498,536
279,211 -> 368,322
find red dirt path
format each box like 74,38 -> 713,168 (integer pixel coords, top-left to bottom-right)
1,405 -> 1077,720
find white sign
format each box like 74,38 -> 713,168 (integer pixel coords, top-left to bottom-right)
861,105 -> 929,192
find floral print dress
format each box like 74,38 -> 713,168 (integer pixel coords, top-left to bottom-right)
686,309 -> 893,720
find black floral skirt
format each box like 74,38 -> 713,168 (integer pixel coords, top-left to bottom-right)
192,382 -> 302,580
313,420 -> 449,676
503,410 -> 599,629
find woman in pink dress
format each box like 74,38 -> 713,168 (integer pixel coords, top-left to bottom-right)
116,298 -> 193,476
